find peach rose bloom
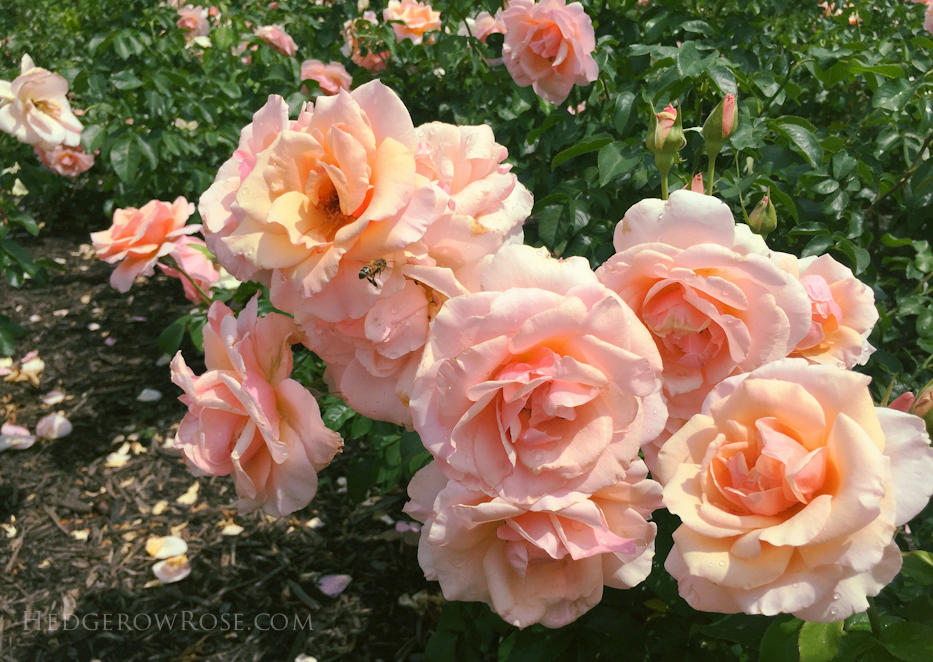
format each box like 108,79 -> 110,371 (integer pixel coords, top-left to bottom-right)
217,82 -> 438,302
91,197 -> 201,293
0,54 -> 83,150
772,253 -> 878,368
927,5 -> 933,37
404,460 -> 662,628
269,122 -> 531,427
596,191 -> 812,468
458,10 -> 507,42
341,11 -> 390,71
300,59 -> 352,95
254,25 -> 298,56
34,144 -> 94,177
158,236 -> 220,304
500,0 -> 598,105
411,245 -> 666,503
176,5 -> 210,39
383,0 -> 442,45
658,359 -> 933,622
199,95 -> 294,285
171,298 -> 342,516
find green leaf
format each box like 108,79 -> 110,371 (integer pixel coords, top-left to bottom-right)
527,114 -> 563,144
708,63 -> 737,95
111,70 -> 145,90
917,307 -> 933,338
216,80 -> 241,99
771,118 -> 823,166
537,205 -> 563,247
0,239 -> 39,277
832,150 -> 858,180
135,135 -> 159,170
849,62 -> 904,78
798,621 -> 844,662
323,401 -> 354,430
158,316 -> 189,355
551,137 -> 613,170
598,142 -> 639,187
873,79 -> 915,112
879,622 -> 933,662
760,615 -> 803,662
81,124 -> 106,153
901,551 -> 933,586
613,90 -> 636,135
110,134 -> 141,183
0,329 -> 14,356
676,41 -> 705,78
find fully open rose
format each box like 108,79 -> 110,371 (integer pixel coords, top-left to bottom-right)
0,54 -> 83,150
270,121 -> 531,427
500,0 -> 599,105
410,245 -> 666,503
171,298 -> 342,517
771,253 -> 878,368
657,359 -> 933,622
34,144 -> 95,177
211,82 -> 437,299
597,191 -> 812,468
383,0 -> 442,45
91,196 -> 200,293
404,460 -> 661,628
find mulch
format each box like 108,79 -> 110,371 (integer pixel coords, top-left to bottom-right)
0,229 -> 441,662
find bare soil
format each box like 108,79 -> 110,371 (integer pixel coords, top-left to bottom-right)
0,226 -> 440,662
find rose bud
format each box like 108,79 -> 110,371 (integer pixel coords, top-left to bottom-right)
647,103 -> 684,157
702,93 -> 738,154
689,173 -> 704,194
748,193 -> 777,237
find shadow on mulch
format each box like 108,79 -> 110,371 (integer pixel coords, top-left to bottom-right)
0,229 -> 440,662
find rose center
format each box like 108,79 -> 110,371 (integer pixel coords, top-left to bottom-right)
34,98 -> 62,118
530,24 -> 564,61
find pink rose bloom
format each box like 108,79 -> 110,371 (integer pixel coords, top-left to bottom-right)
34,144 -> 94,177
342,11 -> 390,71
212,83 -> 436,303
688,173 -> 704,194
158,236 -> 221,304
0,54 -> 83,150
299,59 -> 352,95
176,5 -> 210,39
500,0 -> 598,105
404,460 -> 662,628
91,197 -> 201,293
254,25 -> 298,56
772,253 -> 878,368
383,0 -> 442,45
269,122 -> 532,427
411,245 -> 666,503
926,4 -> 933,35
596,191 -> 812,467
171,298 -> 342,516
658,359 -> 933,622
198,96 -> 295,284
458,10 -> 507,43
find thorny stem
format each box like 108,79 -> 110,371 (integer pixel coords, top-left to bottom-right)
866,133 -> 933,220
160,256 -> 214,305
765,59 -> 809,113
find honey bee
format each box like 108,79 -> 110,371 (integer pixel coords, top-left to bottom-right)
358,258 -> 388,287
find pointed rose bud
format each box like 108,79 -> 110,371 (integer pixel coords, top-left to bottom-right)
702,94 -> 738,155
748,193 -> 777,237
913,387 -> 933,435
889,392 -> 915,412
689,173 -> 704,194
647,103 -> 684,156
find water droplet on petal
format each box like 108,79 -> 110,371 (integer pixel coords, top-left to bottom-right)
652,410 -> 658,415
719,561 -> 726,566
391,307 -> 398,314
534,452 -> 543,461
626,319 -> 632,326
793,583 -> 799,588
833,593 -> 840,600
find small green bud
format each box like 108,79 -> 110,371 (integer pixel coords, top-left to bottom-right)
702,94 -> 738,156
748,193 -> 777,237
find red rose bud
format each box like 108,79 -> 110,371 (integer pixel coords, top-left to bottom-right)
748,193 -> 777,237
647,103 -> 684,156
702,94 -> 738,154
689,173 -> 704,194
